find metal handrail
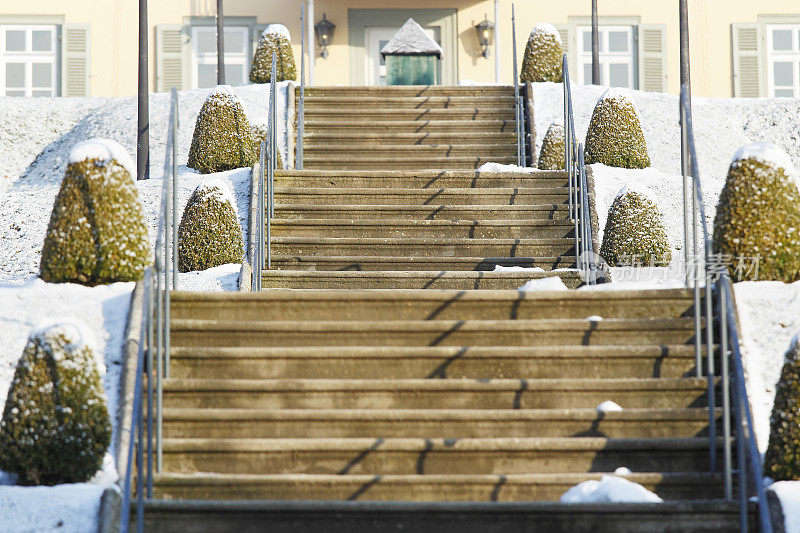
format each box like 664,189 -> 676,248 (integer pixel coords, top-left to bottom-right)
120,87 -> 179,533
680,86 -> 772,533
561,55 -> 596,285
296,1 -> 305,170
510,4 -> 525,166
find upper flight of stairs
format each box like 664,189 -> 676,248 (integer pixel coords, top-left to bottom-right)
298,86 -> 518,170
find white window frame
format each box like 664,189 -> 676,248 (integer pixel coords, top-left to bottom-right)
577,25 -> 636,89
190,25 -> 249,89
766,23 -> 800,98
0,24 -> 58,97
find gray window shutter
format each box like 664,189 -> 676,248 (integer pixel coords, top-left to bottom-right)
637,24 -> 667,92
251,24 -> 267,72
554,24 -> 569,55
60,24 -> 90,97
156,25 -> 185,92
732,23 -> 761,97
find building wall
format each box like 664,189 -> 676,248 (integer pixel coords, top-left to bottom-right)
1,0 -> 799,97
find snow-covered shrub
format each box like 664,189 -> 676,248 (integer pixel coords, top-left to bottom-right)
765,338 -> 800,480
599,186 -> 671,266
713,143 -> 800,282
0,323 -> 111,485
250,123 -> 283,170
249,24 -> 296,83
178,179 -> 244,273
538,123 -> 565,171
40,139 -> 149,285
187,86 -> 258,174
584,90 -> 650,169
520,23 -> 563,83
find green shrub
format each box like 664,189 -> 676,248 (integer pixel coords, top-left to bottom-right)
765,338 -> 800,480
250,123 -> 284,170
0,323 -> 111,485
187,86 -> 257,174
520,23 -> 564,83
249,25 -> 296,83
584,90 -> 650,169
713,143 -> 800,282
600,187 -> 671,266
40,139 -> 149,285
178,179 -> 244,272
538,123 -> 565,170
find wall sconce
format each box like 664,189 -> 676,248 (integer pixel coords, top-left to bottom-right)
315,13 -> 335,58
475,17 -> 495,58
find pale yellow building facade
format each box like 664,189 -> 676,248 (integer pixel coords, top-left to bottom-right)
1,0 -> 799,98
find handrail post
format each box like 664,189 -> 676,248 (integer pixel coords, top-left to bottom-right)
511,4 -> 521,166
563,56 -> 572,219
296,1 -> 305,170
720,274 -> 733,500
171,88 -> 179,291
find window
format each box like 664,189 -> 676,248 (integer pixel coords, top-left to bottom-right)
767,24 -> 800,97
190,26 -> 249,89
577,26 -> 635,89
0,25 -> 58,97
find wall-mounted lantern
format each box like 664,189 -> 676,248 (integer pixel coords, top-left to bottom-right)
475,17 -> 495,58
315,13 -> 335,58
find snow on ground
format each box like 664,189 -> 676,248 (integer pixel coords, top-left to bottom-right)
0,483 -> 106,533
770,481 -> 800,533
560,475 -> 663,503
177,264 -> 241,292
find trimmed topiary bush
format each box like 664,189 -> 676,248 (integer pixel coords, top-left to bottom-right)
40,139 -> 149,285
584,89 -> 650,169
713,143 -> 800,282
187,86 -> 257,174
250,123 -> 283,169
250,25 -> 296,83
765,337 -> 800,480
520,23 -> 563,83
178,178 -> 244,272
600,186 -> 671,266
538,123 -> 565,170
0,322 -> 111,485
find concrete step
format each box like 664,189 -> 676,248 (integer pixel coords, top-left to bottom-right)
275,204 -> 571,221
302,95 -> 515,110
301,156 -> 517,170
161,407 -> 716,439
302,86 -> 515,97
170,317 -> 699,348
137,499 -> 757,533
270,237 -> 575,258
303,119 -> 516,134
162,378 -> 710,410
271,219 -> 576,239
161,437 -> 717,475
170,289 -> 695,321
273,187 -> 566,206
304,108 -> 515,122
259,270 -> 581,290
152,472 -> 723,501
302,131 -> 518,146
269,255 -> 576,271
274,170 -> 568,189
168,344 -> 702,380
303,144 -> 516,158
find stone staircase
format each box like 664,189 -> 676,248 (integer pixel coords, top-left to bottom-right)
299,86 -> 517,170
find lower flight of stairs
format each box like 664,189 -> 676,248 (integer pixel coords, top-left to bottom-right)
135,288 -> 757,531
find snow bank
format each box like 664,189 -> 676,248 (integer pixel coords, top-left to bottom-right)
560,475 -> 662,503
493,265 -> 545,273
262,24 -> 291,41
596,400 -> 622,412
530,23 -> 562,44
68,138 -> 135,178
176,263 -> 241,292
769,481 -> 800,533
477,162 -> 536,173
0,484 -> 105,532
518,276 -> 569,291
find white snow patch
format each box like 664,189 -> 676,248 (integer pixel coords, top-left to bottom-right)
262,24 -> 291,41
598,87 -> 633,104
88,453 -> 119,486
195,177 -> 240,217
530,23 -> 562,44
0,483 -> 106,532
585,315 -> 604,322
518,276 -> 569,291
613,183 -> 658,204
733,280 -> 800,452
381,18 -> 444,58
29,319 -> 104,374
477,162 -> 537,173
207,84 -> 246,110
614,467 -> 632,476
733,141 -> 798,183
68,138 -> 135,178
493,265 -> 545,273
560,475 -> 662,503
596,400 -> 623,412
176,263 -> 241,293
769,481 -> 800,533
